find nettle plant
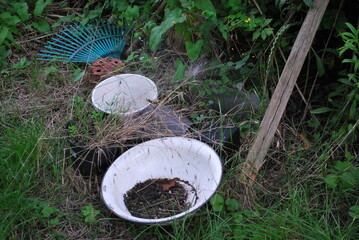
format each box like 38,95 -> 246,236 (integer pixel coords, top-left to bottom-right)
138,0 -> 289,108
147,0 -> 275,61
0,0 -> 55,67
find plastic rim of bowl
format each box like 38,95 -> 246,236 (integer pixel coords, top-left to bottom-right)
101,136 -> 223,224
91,74 -> 158,116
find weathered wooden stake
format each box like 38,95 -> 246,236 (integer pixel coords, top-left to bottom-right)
242,0 -> 329,184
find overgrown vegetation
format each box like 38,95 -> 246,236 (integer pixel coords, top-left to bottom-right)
0,0 -> 358,239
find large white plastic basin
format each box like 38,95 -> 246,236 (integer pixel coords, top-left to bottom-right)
101,137 -> 222,224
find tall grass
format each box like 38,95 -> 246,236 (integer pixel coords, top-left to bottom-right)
132,209 -> 232,240
0,118 -> 46,239
229,186 -> 358,239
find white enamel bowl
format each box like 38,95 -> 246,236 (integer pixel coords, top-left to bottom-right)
91,74 -> 158,116
101,137 -> 222,224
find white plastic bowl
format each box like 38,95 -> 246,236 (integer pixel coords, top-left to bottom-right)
101,137 -> 222,224
91,74 -> 158,115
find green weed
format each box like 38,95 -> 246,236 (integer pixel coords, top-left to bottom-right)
82,203 -> 100,224
0,0 -> 53,67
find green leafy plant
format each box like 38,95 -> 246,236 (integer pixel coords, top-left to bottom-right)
41,204 -> 62,225
210,193 -> 240,213
0,0 -> 53,67
34,0 -> 53,18
324,159 -> 359,219
337,22 -> 359,121
67,125 -> 78,136
173,59 -> 187,82
189,113 -> 205,124
72,68 -> 86,83
349,206 -> 359,220
43,65 -> 58,76
209,193 -> 258,238
225,11 -> 273,41
11,57 -> 31,70
185,39 -> 204,61
82,203 -> 100,224
310,22 -> 359,144
68,96 -> 95,142
210,194 -> 225,212
69,96 -> 97,142
149,8 -> 186,52
324,161 -> 359,189
183,58 -> 250,102
142,0 -> 275,62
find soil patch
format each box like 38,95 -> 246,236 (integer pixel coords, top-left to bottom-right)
124,178 -> 194,219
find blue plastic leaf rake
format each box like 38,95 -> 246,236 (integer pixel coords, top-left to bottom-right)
37,21 -> 127,63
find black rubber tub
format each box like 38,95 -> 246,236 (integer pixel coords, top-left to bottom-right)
65,119 -> 125,176
68,139 -> 124,176
193,121 -> 241,156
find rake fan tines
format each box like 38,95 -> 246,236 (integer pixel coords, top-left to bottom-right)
37,21 -> 127,63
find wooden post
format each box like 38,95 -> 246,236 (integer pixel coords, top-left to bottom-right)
242,0 -> 329,184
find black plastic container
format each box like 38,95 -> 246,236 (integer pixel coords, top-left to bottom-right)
68,140 -> 123,176
194,122 -> 240,156
66,119 -> 125,176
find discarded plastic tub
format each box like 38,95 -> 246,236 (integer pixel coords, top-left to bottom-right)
101,137 -> 222,224
65,120 -> 125,176
193,121 -> 240,155
91,74 -> 158,116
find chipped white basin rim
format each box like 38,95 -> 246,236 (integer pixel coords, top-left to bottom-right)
101,137 -> 223,224
91,74 -> 158,115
